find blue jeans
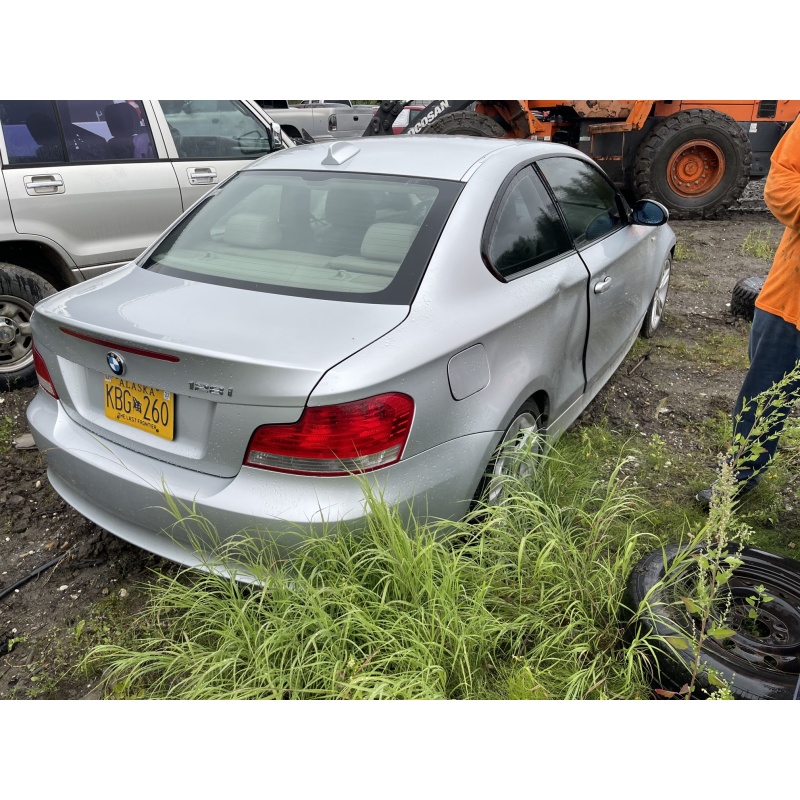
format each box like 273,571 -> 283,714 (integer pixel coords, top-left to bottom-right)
731,308 -> 800,487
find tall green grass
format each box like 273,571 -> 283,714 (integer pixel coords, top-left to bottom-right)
86,438 -> 662,700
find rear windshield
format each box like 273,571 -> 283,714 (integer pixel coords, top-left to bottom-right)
143,170 -> 462,304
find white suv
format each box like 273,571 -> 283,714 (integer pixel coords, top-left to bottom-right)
0,99 -> 289,390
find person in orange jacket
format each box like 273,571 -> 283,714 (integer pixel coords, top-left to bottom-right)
697,117 -> 800,507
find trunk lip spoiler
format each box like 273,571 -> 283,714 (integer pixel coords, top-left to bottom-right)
59,327 -> 181,363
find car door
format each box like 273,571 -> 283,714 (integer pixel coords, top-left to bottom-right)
481,164 -> 589,420
536,155 -> 658,392
0,99 -> 182,277
152,100 -> 282,210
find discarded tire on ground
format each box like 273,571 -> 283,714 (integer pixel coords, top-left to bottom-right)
634,109 -> 752,219
625,543 -> 800,699
730,275 -> 765,321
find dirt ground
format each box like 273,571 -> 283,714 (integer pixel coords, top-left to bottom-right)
0,184 -> 788,699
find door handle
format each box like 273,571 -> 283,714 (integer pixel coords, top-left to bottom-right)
24,174 -> 65,195
187,167 -> 218,185
593,276 -> 612,294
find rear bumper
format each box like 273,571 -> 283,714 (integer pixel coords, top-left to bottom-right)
28,392 -> 495,574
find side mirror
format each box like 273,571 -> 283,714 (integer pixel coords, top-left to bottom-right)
270,122 -> 283,150
631,199 -> 669,226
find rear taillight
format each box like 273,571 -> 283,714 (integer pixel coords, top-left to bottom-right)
245,393 -> 414,476
32,345 -> 58,399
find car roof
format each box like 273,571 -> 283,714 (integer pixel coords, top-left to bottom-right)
246,135 -> 572,182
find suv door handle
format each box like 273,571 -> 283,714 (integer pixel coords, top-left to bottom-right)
593,276 -> 612,294
187,167 -> 218,185
24,174 -> 65,195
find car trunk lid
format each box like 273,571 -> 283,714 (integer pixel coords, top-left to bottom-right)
32,265 -> 408,477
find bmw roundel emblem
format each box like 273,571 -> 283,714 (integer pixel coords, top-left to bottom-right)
106,351 -> 126,376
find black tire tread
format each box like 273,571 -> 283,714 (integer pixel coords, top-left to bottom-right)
634,109 -> 751,220
730,275 -> 765,320
422,110 -> 507,138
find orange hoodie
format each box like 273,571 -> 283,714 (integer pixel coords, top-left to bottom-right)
755,118 -> 800,329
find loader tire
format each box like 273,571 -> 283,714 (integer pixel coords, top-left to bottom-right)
634,109 -> 751,219
422,111 -> 507,138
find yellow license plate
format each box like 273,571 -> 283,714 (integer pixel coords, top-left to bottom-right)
104,376 -> 175,440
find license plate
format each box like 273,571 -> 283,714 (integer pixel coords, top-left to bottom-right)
104,375 -> 175,440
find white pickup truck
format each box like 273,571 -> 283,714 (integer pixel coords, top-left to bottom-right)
256,101 -> 376,142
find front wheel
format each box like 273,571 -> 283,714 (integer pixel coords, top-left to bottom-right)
0,263 -> 57,391
478,400 -> 543,506
640,254 -> 672,338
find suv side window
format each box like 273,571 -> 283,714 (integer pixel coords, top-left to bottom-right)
56,101 -> 155,162
160,100 -> 276,159
536,156 -> 625,247
483,165 -> 572,279
0,100 -> 155,164
0,100 -> 64,164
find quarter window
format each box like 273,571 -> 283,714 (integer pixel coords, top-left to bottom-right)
536,156 -> 625,247
484,166 -> 572,279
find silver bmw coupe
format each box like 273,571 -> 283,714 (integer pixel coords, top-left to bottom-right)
27,134 -> 675,571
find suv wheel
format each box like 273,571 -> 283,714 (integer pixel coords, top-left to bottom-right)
0,264 -> 56,391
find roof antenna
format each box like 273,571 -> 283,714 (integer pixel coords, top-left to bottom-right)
322,141 -> 360,165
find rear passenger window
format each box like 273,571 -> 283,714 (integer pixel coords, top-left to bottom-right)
0,100 -> 65,164
484,166 -> 572,279
0,100 -> 155,164
56,101 -> 155,162
536,156 -> 624,247
160,100 -> 275,159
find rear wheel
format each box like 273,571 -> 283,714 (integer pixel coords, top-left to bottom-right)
479,400 -> 543,506
0,264 -> 56,391
423,110 -> 506,138
634,109 -> 751,219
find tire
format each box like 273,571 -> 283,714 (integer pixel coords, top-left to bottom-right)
625,543 -> 800,699
730,275 -> 765,321
634,109 -> 752,219
422,110 -> 507,138
477,400 -> 543,506
0,264 -> 57,391
640,253 -> 672,338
